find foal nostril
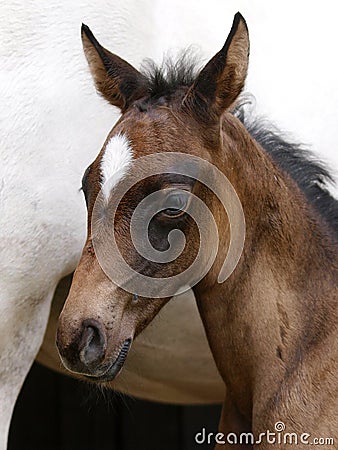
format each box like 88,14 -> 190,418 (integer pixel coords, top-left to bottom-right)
79,319 -> 107,367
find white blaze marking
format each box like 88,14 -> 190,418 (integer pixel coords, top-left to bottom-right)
100,133 -> 133,199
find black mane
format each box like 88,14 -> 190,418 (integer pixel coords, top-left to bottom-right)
234,104 -> 338,237
139,55 -> 338,236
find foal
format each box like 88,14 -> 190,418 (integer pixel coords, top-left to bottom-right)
57,13 -> 337,448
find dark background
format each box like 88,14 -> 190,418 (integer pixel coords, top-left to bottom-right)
9,362 -> 221,450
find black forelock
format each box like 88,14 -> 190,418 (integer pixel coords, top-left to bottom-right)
234,102 -> 338,237
139,49 -> 201,99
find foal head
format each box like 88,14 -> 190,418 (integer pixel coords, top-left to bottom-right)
57,13 -> 249,381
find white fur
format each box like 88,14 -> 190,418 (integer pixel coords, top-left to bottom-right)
101,134 -> 133,199
1,1 -> 338,449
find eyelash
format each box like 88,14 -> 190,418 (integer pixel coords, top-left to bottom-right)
160,191 -> 190,219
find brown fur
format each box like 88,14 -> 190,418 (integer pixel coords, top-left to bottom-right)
57,13 -> 337,449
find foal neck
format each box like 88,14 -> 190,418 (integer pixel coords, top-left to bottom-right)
193,113 -> 337,431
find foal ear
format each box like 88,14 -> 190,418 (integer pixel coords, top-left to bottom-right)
81,24 -> 148,111
183,13 -> 249,119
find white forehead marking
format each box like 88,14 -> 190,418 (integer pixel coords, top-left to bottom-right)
100,133 -> 133,199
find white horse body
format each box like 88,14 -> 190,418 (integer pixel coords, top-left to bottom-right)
1,1 -> 337,448
0,1 -> 154,446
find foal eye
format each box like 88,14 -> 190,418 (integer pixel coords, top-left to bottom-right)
160,190 -> 191,219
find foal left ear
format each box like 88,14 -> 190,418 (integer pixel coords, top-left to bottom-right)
81,24 -> 148,111
183,13 -> 249,119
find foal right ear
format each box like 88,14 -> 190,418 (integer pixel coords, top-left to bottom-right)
183,13 -> 249,120
81,24 -> 148,111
